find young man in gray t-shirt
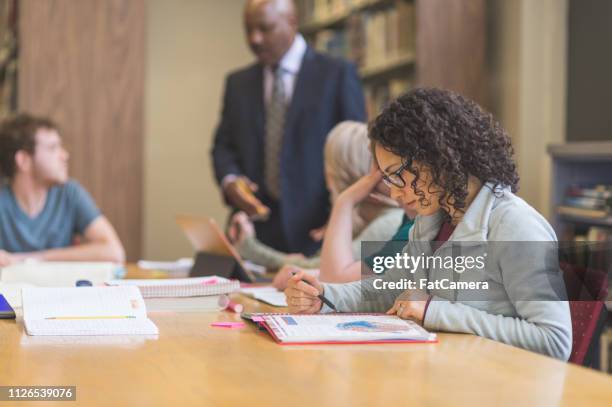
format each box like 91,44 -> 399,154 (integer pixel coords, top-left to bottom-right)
0,114 -> 125,266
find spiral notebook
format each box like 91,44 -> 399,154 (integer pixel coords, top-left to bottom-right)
252,313 -> 437,345
105,276 -> 240,298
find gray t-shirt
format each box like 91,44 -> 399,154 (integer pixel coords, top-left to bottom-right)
0,180 -> 101,253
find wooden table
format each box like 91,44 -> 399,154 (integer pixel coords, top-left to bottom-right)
2,279 -> 612,406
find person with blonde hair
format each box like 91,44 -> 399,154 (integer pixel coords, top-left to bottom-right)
228,120 -> 403,270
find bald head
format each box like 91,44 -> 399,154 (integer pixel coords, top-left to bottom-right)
245,0 -> 296,17
244,0 -> 298,66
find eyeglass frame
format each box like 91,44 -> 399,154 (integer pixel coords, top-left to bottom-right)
381,161 -> 411,188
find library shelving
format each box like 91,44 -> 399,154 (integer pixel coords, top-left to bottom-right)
296,0 -> 486,119
548,141 -> 612,238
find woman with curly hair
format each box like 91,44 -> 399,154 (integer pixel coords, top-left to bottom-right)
285,88 -> 572,360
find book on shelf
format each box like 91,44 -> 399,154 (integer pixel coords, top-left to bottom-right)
301,0 -> 357,23
308,1 -> 415,72
395,0 -> 415,58
571,226 -> 612,243
296,0 -> 316,25
558,184 -> 612,220
587,226 -> 611,242
567,185 -> 612,200
566,226 -> 612,272
557,205 -> 609,219
300,0 -> 416,118
314,29 -> 348,60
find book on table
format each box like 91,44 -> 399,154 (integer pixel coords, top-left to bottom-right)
22,286 -> 159,336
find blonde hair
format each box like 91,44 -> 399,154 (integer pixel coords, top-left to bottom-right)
324,121 -> 371,193
323,121 -> 393,236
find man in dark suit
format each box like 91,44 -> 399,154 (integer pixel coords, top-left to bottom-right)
211,0 -> 366,256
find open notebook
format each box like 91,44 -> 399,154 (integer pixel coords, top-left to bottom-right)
22,286 -> 159,336
252,314 -> 437,345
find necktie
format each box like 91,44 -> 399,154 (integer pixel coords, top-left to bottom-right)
264,65 -> 287,200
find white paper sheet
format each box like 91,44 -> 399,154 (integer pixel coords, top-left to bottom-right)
241,286 -> 288,307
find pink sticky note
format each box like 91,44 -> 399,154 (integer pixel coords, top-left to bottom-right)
210,321 -> 245,329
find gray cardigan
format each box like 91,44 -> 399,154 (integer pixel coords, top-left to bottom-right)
322,184 -> 573,361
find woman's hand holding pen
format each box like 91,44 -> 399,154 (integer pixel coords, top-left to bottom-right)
285,270 -> 323,314
273,265 -> 319,290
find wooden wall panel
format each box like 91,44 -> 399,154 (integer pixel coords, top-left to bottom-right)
416,0 -> 486,106
18,0 -> 145,261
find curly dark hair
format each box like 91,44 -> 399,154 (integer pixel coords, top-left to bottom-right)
369,87 -> 519,216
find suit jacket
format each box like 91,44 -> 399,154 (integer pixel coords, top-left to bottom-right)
211,47 -> 366,255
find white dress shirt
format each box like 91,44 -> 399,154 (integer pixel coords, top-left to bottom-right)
222,34 -> 308,189
263,33 -> 307,105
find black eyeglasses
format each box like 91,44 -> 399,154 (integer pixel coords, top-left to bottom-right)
381,162 -> 409,188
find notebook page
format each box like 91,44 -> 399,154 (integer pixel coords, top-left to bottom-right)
22,286 -> 147,321
25,318 -> 159,336
263,314 -> 435,343
241,287 -> 287,307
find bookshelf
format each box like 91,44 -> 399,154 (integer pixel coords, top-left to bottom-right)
359,51 -> 414,80
548,142 -> 612,237
549,142 -> 612,375
0,0 -> 18,117
300,0 -> 396,34
296,0 -> 486,119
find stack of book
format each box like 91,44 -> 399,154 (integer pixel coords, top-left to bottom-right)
106,276 -> 240,313
557,185 -> 612,219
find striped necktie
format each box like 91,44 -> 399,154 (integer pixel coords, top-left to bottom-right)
264,65 -> 287,200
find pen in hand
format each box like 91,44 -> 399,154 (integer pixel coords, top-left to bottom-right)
291,271 -> 338,312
